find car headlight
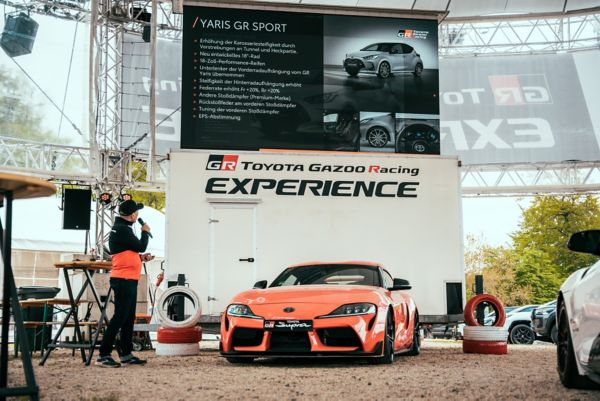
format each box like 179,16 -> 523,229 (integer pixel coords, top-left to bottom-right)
363,55 -> 378,60
226,304 -> 260,319
318,303 -> 376,318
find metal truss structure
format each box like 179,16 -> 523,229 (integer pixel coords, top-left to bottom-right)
440,10 -> 600,57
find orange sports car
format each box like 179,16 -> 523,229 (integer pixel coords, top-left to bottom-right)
220,261 -> 420,363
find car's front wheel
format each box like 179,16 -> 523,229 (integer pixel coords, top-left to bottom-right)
377,61 -> 391,78
366,127 -> 390,147
557,302 -> 599,389
372,312 -> 395,364
509,323 -> 535,344
404,318 -> 421,356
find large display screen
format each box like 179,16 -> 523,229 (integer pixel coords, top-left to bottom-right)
181,5 -> 440,154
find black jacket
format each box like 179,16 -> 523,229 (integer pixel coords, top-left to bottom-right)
109,217 -> 150,255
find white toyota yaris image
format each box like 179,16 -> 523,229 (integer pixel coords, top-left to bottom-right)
557,230 -> 600,389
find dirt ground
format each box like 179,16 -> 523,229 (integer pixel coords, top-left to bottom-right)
6,340 -> 600,401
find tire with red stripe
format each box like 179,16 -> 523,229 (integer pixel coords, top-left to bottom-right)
462,339 -> 507,355
157,326 -> 202,344
464,294 -> 506,327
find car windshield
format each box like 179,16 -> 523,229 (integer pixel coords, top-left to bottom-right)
360,43 -> 391,52
270,264 -> 380,287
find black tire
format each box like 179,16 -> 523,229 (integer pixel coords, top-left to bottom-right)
509,323 -> 536,345
225,356 -> 255,364
404,317 -> 421,356
557,302 -> 600,389
345,68 -> 359,77
372,312 -> 395,364
413,63 -> 423,77
550,323 -> 558,345
377,62 -> 391,78
366,127 -> 390,148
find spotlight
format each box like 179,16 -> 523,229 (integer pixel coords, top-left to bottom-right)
121,193 -> 132,202
99,192 -> 112,205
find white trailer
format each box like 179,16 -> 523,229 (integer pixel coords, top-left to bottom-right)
166,150 -> 464,323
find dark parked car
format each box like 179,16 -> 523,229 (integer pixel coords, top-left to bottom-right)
531,300 -> 557,344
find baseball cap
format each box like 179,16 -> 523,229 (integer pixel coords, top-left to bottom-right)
118,199 -> 144,216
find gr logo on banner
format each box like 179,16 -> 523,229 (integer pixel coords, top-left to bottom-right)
206,155 -> 239,171
488,74 -> 552,106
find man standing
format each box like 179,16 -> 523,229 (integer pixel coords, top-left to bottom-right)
96,199 -> 153,367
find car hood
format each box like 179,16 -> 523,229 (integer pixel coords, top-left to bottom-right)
230,285 -> 384,306
347,50 -> 383,58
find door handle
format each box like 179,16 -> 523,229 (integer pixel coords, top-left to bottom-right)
239,258 -> 255,263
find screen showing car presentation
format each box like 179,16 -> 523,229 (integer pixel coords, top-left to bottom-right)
181,5 -> 439,154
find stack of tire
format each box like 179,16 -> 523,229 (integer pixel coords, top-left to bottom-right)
462,294 -> 508,355
155,286 -> 203,356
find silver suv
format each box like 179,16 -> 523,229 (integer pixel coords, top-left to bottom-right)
344,42 -> 423,78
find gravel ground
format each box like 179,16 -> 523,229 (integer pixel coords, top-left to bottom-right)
6,340 -> 599,401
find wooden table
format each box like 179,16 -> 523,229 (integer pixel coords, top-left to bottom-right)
39,261 -> 112,366
0,172 -> 55,401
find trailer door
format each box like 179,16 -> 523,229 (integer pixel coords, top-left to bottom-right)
208,202 -> 257,315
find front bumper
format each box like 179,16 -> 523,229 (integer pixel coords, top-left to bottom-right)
220,313 -> 384,357
343,58 -> 376,73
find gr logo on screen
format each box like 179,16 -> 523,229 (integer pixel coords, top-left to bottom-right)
206,155 -> 239,171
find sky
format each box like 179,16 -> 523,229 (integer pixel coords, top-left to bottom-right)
0,11 -> 532,249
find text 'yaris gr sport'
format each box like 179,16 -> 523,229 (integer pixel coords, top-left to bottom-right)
220,261 -> 421,364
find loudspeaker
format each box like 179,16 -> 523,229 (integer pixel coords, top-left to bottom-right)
63,188 -> 92,230
142,25 -> 151,43
0,13 -> 38,57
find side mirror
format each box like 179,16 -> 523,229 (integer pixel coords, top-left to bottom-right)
253,280 -> 268,289
567,230 -> 600,256
390,278 -> 411,291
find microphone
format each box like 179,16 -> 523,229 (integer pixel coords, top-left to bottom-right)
138,218 -> 153,238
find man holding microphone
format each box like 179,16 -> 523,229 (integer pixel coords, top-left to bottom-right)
96,199 -> 154,367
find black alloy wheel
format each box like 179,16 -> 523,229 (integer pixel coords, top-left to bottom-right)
405,317 -> 421,356
373,312 -> 395,364
509,323 -> 536,345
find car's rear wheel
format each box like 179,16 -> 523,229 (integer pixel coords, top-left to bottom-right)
366,127 -> 389,147
225,356 -> 255,364
509,323 -> 535,345
413,63 -> 423,77
377,62 -> 391,78
557,302 -> 599,389
372,312 -> 395,364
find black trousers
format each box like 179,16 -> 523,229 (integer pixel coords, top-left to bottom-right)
99,278 -> 138,357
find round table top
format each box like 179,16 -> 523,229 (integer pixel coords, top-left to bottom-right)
0,172 -> 56,200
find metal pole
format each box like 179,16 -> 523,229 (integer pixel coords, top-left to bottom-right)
88,0 -> 99,178
0,191 -> 10,397
148,0 -> 158,181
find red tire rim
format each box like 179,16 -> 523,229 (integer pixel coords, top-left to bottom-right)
464,294 -> 506,327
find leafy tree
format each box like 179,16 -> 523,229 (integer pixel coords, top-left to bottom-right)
127,161 -> 166,212
511,195 -> 600,294
464,235 -> 532,306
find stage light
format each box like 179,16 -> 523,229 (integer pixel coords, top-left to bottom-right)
99,192 -> 112,205
121,193 -> 132,202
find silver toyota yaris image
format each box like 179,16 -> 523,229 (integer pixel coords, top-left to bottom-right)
343,42 -> 424,78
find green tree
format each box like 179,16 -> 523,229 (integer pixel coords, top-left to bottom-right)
127,161 -> 166,211
511,195 -> 600,303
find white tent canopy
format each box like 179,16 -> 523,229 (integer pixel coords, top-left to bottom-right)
10,196 -> 165,257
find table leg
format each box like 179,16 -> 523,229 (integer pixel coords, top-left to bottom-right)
86,286 -> 113,366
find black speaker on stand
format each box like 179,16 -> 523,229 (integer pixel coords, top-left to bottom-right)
62,187 -> 92,230
0,13 -> 38,57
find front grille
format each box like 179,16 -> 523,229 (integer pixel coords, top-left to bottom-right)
269,331 -> 311,352
344,58 -> 365,69
232,328 -> 263,347
317,328 -> 362,348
